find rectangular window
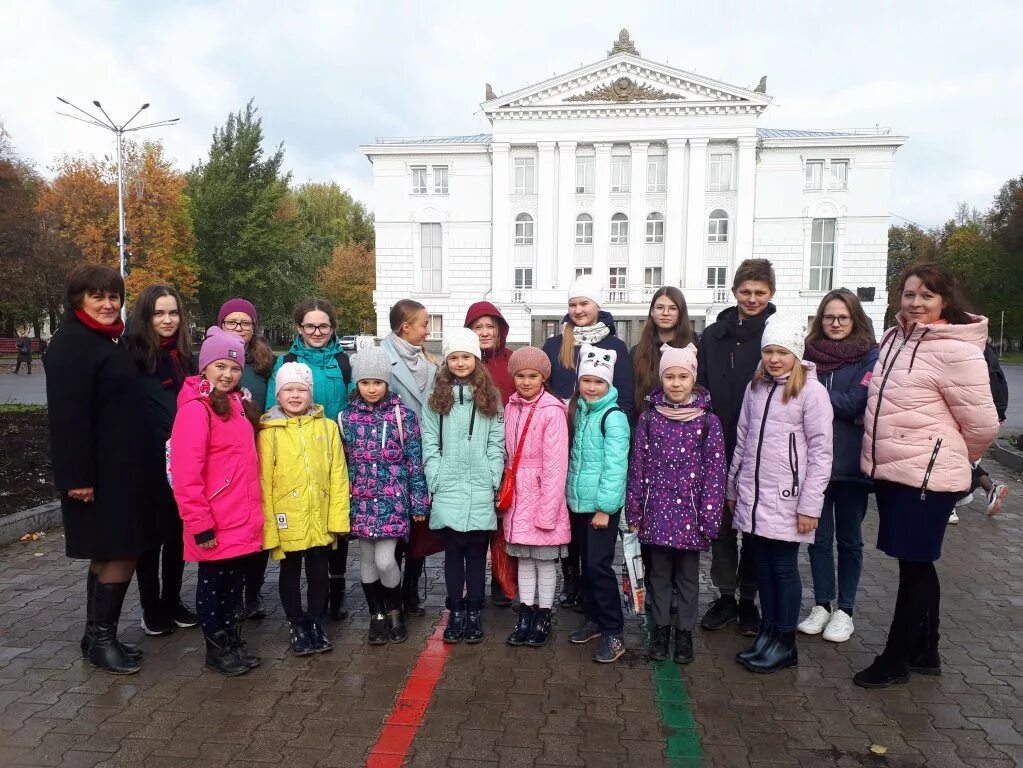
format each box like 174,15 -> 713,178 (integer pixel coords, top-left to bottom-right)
543,320 -> 559,338
420,223 -> 442,292
707,266 -> 728,303
513,268 -> 533,303
830,160 -> 848,190
514,217 -> 534,245
427,314 -> 443,340
433,165 -> 449,194
645,217 -> 664,243
644,267 -> 663,289
708,154 -> 732,191
575,155 -> 595,194
608,267 -> 627,302
647,155 -> 667,193
514,157 -> 535,194
805,160 -> 824,190
810,218 -> 836,291
575,217 -> 593,244
610,217 -> 629,244
574,267 -> 592,279
611,156 -> 631,193
411,166 -> 427,195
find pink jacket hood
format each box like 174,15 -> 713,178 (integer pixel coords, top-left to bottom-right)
727,362 -> 834,544
502,390 -> 571,547
860,313 -> 999,492
169,375 -> 264,562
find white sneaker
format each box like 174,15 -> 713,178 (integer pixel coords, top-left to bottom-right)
986,483 -> 1008,516
955,491 -> 974,508
822,608 -> 855,642
948,510 -> 960,525
797,605 -> 831,635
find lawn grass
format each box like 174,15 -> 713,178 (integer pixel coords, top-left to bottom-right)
998,351 -> 1023,365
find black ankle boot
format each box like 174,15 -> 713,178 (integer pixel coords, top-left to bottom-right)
559,561 -> 580,609
226,623 -> 261,668
309,620 -> 333,653
463,601 -> 483,644
88,581 -> 141,675
736,623 -> 774,665
383,585 -> 407,644
363,582 -> 389,645
329,575 -> 348,621
526,607 -> 552,647
206,630 -> 250,675
673,628 -> 694,665
443,599 -> 466,643
854,654 -> 910,688
649,625 -> 671,661
744,630 -> 798,673
289,619 -> 316,656
401,558 -> 425,617
507,604 -> 534,646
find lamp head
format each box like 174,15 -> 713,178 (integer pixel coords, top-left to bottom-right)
92,100 -> 102,108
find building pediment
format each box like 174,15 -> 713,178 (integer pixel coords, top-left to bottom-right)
482,30 -> 771,120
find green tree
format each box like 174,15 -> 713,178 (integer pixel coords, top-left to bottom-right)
0,122 -> 45,335
186,100 -> 308,333
886,223 -> 939,327
294,181 -> 374,265
318,242 -> 376,335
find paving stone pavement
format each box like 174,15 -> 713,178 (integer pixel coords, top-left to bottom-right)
0,463 -> 1021,767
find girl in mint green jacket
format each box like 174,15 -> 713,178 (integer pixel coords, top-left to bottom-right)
421,328 -> 505,646
566,345 -> 631,664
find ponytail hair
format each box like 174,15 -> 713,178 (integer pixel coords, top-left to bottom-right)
559,325 -> 576,370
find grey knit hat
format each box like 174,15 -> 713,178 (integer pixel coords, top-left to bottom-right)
352,346 -> 393,385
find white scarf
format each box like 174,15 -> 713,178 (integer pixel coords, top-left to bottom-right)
572,321 -> 611,346
389,333 -> 430,393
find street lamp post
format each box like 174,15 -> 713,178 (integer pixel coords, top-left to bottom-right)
56,97 -> 179,280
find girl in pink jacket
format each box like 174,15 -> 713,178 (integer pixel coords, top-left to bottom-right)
502,347 -> 570,648
727,315 -> 834,674
169,327 -> 264,677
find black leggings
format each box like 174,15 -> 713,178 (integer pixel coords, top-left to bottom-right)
279,546 -> 330,624
243,549 -> 269,605
885,559 -> 940,665
196,556 -> 247,638
136,517 -> 185,613
443,529 -> 489,610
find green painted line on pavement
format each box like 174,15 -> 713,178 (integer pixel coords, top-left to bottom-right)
646,618 -> 703,768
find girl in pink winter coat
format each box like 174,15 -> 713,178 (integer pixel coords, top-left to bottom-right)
727,315 -> 834,674
502,347 -> 571,648
169,327 -> 264,677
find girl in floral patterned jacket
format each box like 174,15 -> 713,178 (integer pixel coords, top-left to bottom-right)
339,347 -> 429,646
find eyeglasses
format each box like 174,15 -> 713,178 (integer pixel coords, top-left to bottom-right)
822,315 -> 851,327
222,320 -> 254,331
300,323 -> 333,335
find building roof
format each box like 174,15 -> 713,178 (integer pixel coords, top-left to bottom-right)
757,128 -> 893,139
374,134 -> 492,145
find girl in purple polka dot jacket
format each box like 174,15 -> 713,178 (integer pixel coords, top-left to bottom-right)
626,343 -> 727,665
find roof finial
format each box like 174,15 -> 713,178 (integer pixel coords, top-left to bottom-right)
485,83 -> 497,101
608,29 -> 638,57
754,75 -> 767,94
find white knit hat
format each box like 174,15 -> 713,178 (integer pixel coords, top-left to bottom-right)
761,314 -> 807,360
275,361 -> 314,398
442,327 -> 482,361
568,273 -> 603,306
577,344 -> 617,386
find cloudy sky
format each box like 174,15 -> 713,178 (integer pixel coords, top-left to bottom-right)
2,0 -> 1021,228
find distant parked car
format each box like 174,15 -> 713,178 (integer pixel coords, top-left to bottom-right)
339,335 -> 357,351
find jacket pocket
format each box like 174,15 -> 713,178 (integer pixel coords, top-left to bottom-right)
272,488 -> 309,543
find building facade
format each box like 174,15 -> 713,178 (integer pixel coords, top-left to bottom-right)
362,31 -> 906,348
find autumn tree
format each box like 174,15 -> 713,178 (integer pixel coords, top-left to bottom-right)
318,242 -> 376,335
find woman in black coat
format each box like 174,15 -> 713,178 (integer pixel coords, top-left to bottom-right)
123,284 -> 198,636
44,265 -> 155,675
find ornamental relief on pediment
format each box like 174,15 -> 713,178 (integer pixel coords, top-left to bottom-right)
563,76 -> 681,103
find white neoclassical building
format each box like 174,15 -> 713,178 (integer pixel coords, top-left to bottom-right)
362,31 -> 906,347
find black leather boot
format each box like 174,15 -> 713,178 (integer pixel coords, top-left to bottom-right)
363,582 -> 389,645
525,607 -> 552,647
558,560 -> 579,609
226,623 -> 261,668
443,598 -> 465,643
309,620 -> 333,653
88,581 -> 141,675
909,609 -> 942,675
206,630 -> 250,675
744,630 -> 798,673
289,619 -> 316,656
649,625 -> 671,661
463,600 -> 484,644
81,570 -> 141,660
507,604 -> 534,646
735,623 -> 774,665
673,628 -> 694,665
383,585 -> 407,644
329,575 -> 348,621
401,558 -> 425,617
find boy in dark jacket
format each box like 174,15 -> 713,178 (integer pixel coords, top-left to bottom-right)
695,259 -> 776,636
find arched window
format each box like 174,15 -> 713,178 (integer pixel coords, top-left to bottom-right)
610,213 -> 629,244
575,213 -> 593,245
514,213 -> 534,245
707,209 -> 729,243
645,212 -> 664,244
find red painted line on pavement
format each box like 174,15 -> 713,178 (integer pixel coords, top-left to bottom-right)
366,613 -> 452,768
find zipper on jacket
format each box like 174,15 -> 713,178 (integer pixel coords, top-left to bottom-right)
468,403 -> 477,442
919,438 -> 942,500
788,433 -> 800,499
750,382 -> 779,534
207,477 -> 231,501
869,335 -> 910,476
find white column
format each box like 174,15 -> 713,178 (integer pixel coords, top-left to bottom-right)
536,141 -> 557,289
491,142 -> 511,298
557,141 -> 577,291
628,142 -> 649,297
592,142 -> 613,296
684,138 -> 708,290
664,138 -> 686,288
734,136 -> 757,270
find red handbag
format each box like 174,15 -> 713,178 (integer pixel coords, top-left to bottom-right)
496,400 -> 538,513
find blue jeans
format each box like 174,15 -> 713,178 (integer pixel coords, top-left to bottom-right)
752,536 -> 801,632
807,481 -> 868,614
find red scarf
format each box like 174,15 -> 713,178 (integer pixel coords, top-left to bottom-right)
74,308 -> 125,340
158,336 -> 187,388
803,337 -> 875,374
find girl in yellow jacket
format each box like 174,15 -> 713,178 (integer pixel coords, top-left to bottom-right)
258,362 -> 350,656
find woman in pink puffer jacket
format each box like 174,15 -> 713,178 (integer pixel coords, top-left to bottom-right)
854,264 -> 999,690
727,314 -> 834,675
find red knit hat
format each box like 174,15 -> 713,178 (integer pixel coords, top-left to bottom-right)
507,346 -> 551,381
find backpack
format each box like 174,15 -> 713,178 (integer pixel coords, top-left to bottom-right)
600,406 -> 625,436
284,351 -> 351,386
983,344 -> 1008,423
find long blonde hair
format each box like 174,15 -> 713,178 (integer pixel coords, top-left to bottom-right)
751,360 -> 806,404
558,325 -> 576,370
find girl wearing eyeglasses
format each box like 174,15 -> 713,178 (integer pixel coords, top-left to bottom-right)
266,298 -> 356,621
797,289 -> 878,644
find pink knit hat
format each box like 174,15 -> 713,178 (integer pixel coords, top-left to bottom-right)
199,326 -> 245,372
659,343 -> 698,379
507,346 -> 552,381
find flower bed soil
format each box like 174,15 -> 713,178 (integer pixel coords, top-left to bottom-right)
0,406 -> 54,516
